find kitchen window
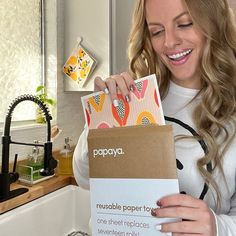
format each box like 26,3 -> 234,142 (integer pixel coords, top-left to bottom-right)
0,0 -> 44,123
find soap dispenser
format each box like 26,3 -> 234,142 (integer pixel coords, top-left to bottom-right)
58,137 -> 73,175
27,140 -> 44,171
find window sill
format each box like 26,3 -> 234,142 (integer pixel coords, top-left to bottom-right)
0,120 -> 56,132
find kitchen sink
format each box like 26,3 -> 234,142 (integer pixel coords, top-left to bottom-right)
0,185 -> 91,236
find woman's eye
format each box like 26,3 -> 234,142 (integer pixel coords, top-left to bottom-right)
150,29 -> 164,37
178,22 -> 193,28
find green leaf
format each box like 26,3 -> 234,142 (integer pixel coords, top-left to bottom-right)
36,85 -> 45,93
35,85 -> 56,107
45,98 -> 55,106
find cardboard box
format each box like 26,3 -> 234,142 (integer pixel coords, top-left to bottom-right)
88,124 -> 179,235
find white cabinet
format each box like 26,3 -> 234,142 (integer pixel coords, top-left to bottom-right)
63,0 -> 135,91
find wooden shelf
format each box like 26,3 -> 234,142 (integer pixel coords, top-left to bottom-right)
0,175 -> 77,214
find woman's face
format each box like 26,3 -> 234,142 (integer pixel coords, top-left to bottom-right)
145,0 -> 206,89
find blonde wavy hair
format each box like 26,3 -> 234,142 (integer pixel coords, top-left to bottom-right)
128,0 -> 236,209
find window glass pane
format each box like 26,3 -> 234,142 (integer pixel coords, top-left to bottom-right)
0,0 -> 42,122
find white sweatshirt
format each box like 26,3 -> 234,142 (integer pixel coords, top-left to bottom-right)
73,81 -> 236,236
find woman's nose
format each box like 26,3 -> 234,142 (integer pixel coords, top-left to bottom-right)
164,29 -> 181,49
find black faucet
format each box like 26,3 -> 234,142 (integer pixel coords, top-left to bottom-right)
0,94 -> 58,202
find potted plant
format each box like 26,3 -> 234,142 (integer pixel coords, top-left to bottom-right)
35,85 -> 56,123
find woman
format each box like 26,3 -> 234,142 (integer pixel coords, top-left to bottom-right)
73,0 -> 236,235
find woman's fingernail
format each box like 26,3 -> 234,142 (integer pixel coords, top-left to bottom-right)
156,200 -> 162,207
155,224 -> 162,231
151,208 -> 157,216
104,88 -> 109,94
125,95 -> 130,102
113,99 -> 119,107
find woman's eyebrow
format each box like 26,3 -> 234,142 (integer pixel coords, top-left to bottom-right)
173,11 -> 189,21
147,11 -> 190,26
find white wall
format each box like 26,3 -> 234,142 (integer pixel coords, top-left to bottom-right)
63,0 -> 110,92
111,0 -> 135,74
63,0 -> 135,91
55,0 -> 89,150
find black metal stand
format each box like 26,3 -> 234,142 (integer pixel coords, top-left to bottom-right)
0,188 -> 28,203
0,172 -> 28,202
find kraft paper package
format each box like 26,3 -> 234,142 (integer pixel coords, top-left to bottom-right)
88,124 -> 180,236
81,74 -> 180,235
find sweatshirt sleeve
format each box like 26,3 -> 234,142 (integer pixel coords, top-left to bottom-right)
214,191 -> 236,236
72,126 -> 90,190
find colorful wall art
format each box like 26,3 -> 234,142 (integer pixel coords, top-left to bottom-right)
63,43 -> 97,88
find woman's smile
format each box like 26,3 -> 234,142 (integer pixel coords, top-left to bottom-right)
166,48 -> 193,65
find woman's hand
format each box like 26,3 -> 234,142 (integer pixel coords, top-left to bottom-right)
94,72 -> 135,106
152,194 -> 217,236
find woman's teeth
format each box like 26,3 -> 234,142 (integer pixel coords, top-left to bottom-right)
168,49 -> 192,61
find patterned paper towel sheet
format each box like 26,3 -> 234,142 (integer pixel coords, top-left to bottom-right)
81,74 -> 165,129
63,43 -> 96,88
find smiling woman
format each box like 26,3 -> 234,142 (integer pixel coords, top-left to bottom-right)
0,0 -> 44,122
73,0 -> 236,235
